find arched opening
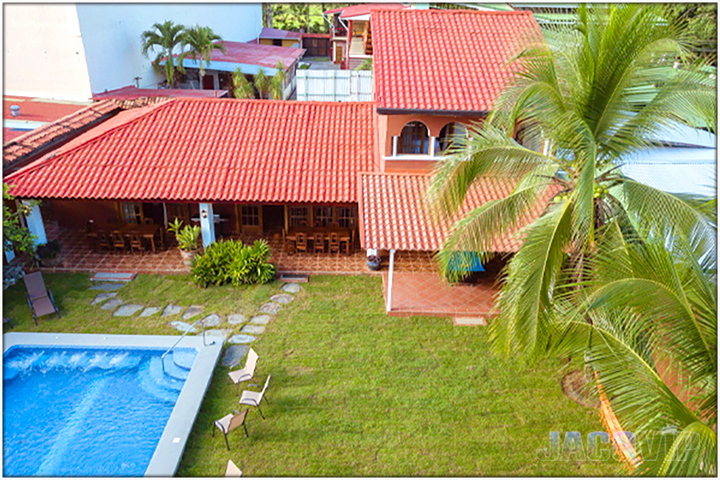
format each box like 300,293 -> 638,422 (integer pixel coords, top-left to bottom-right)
436,122 -> 467,155
398,121 -> 430,155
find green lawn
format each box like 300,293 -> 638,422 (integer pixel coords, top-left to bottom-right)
3,273 -> 624,476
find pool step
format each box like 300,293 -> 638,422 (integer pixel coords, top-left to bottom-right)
137,358 -> 184,404
171,349 -> 197,370
162,355 -> 190,381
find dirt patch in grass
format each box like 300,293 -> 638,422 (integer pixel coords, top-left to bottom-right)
562,369 -> 601,409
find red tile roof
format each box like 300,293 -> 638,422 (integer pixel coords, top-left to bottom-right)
3,97 -> 90,123
7,99 -> 375,204
372,9 -> 543,113
258,27 -> 302,40
92,86 -> 228,101
169,41 -> 305,70
340,3 -> 408,19
359,172 -> 556,252
3,100 -> 122,172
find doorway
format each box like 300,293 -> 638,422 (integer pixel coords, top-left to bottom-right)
262,205 -> 285,233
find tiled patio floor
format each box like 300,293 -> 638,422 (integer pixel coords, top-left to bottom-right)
41,224 -> 443,276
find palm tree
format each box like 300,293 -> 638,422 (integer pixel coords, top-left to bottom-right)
254,69 -> 270,99
232,68 -> 255,99
270,62 -> 287,100
141,20 -> 186,87
427,4 -> 716,473
178,25 -> 227,89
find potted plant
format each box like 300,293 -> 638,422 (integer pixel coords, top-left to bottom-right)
366,254 -> 382,271
36,240 -> 62,268
168,218 -> 201,266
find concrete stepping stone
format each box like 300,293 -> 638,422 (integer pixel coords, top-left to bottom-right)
182,305 -> 204,320
200,329 -> 233,341
169,321 -> 197,333
249,315 -> 271,325
113,304 -> 144,317
89,283 -> 126,291
270,293 -> 294,304
200,314 -> 222,327
100,298 -> 125,311
240,324 -> 265,335
227,314 -> 245,325
281,283 -> 301,293
161,305 -> 185,317
259,302 -> 282,315
228,334 -> 256,344
139,306 -> 162,317
222,345 -> 249,367
91,292 -> 117,305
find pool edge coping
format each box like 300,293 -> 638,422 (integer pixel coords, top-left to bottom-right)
3,332 -> 224,477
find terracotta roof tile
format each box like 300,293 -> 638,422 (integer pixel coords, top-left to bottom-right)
359,172 -> 556,252
7,99 -> 375,204
372,9 -> 543,112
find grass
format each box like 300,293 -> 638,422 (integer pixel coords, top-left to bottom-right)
3,273 -> 624,476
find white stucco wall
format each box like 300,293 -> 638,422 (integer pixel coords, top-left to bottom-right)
76,3 -> 263,94
3,4 -> 93,101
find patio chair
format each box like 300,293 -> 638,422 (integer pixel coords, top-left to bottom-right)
225,459 -> 242,477
339,234 -> 352,255
212,409 -> 250,450
228,348 -> 259,396
239,375 -> 271,419
313,233 -> 325,253
129,234 -> 144,254
329,233 -> 340,254
295,233 -> 308,254
23,271 -> 61,325
110,231 -> 126,254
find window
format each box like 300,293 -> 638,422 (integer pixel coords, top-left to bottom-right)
120,202 -> 142,224
290,206 -> 309,227
241,205 -> 260,227
314,206 -> 333,227
272,39 -> 283,47
399,121 -> 430,155
435,123 -> 468,155
337,207 -> 356,228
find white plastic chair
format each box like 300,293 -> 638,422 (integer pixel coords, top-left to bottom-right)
239,374 -> 271,419
228,348 -> 259,396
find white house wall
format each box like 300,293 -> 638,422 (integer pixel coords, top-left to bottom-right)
3,4 -> 94,101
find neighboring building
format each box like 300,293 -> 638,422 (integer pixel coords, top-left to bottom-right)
92,86 -> 229,101
3,97 -> 91,142
252,27 -> 303,49
3,3 -> 263,101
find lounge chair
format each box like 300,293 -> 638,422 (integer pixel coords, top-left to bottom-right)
239,375 -> 271,419
228,348 -> 259,396
23,271 -> 61,325
225,459 -> 242,477
212,409 -> 250,450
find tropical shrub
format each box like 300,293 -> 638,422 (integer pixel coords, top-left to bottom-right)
191,239 -> 275,287
36,240 -> 61,260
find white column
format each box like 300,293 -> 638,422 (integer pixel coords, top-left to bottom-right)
386,248 -> 396,313
392,136 -> 398,157
199,203 -> 216,248
22,200 -> 47,246
429,136 -> 436,157
162,203 -> 168,228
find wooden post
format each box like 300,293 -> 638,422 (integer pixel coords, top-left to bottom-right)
235,204 -> 241,234
284,205 -> 289,231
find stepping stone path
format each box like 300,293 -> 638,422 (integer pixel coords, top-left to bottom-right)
139,307 -> 162,317
281,283 -> 301,294
270,294 -> 294,305
89,283 -> 126,291
100,298 -> 125,311
249,315 -> 271,325
241,324 -> 265,335
91,292 -> 117,305
227,314 -> 245,325
222,345 -> 249,367
228,334 -> 256,344
200,314 -> 222,327
114,304 -> 144,317
182,305 -> 204,320
169,321 -> 197,333
162,305 -> 185,317
201,329 -> 233,341
259,302 -> 282,315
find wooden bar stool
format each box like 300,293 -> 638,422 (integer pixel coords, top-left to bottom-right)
110,231 -> 127,254
313,233 -> 325,253
339,235 -> 352,255
295,233 -> 308,254
328,233 -> 340,254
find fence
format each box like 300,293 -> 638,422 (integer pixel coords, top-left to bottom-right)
301,33 -> 331,57
296,70 -> 373,102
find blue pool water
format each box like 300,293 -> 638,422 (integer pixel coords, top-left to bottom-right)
3,345 -> 198,477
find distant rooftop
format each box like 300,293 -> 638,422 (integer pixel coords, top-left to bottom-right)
257,26 -> 302,40
163,41 -> 305,73
92,86 -> 228,101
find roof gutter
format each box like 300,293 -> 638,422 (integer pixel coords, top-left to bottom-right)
375,107 -> 490,117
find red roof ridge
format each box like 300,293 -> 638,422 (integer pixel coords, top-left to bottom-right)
374,9 -> 534,17
6,100 -> 176,183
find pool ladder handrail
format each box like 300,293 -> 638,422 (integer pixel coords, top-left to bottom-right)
160,318 -> 214,372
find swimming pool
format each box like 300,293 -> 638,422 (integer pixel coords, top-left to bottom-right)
3,332 -> 223,477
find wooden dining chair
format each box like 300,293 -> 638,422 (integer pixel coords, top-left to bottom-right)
339,235 -> 352,255
295,233 -> 308,254
284,230 -> 297,255
96,232 -> 111,253
313,233 -> 325,253
129,233 -> 144,255
329,233 -> 340,254
110,231 -> 127,254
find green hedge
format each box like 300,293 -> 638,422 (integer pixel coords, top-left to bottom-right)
191,239 -> 276,287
